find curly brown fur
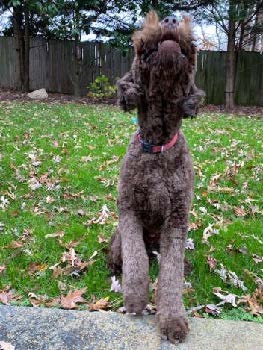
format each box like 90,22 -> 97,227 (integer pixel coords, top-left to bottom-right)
109,11 -> 201,344
117,12 -> 204,117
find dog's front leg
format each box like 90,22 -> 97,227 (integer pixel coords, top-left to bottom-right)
120,210 -> 149,314
157,225 -> 189,343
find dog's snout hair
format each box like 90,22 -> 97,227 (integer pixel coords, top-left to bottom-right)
161,15 -> 178,30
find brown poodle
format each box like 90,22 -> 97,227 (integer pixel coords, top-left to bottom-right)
109,11 -> 203,344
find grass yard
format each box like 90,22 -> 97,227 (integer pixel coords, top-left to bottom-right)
0,101 -> 262,320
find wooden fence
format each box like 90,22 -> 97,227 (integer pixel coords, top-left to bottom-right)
0,37 -> 263,106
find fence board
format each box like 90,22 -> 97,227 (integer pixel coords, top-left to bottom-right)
0,37 -> 263,106
29,38 -> 47,90
0,37 -> 19,89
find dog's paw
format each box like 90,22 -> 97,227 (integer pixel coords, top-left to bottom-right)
125,294 -> 148,314
158,313 -> 189,344
124,88 -> 138,110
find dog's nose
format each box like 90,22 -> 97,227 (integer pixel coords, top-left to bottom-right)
161,16 -> 178,29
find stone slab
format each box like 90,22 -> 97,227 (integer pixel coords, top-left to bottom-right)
0,306 -> 262,350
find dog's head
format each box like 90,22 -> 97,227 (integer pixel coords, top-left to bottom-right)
132,11 -> 195,77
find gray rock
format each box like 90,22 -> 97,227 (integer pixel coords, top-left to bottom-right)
27,88 -> 48,100
0,306 -> 262,350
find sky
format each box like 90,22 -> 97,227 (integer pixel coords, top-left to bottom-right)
0,9 -> 226,50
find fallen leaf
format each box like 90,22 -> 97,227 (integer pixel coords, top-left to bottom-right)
185,238 -> 195,250
204,304 -> 221,316
227,244 -> 248,255
28,292 -> 50,307
110,276 -> 122,293
86,205 -> 110,226
202,223 -> 219,244
60,239 -> 83,249
243,269 -> 263,287
213,288 -> 237,307
77,209 -> 86,216
45,231 -> 65,239
81,156 -> 93,162
238,287 -> 263,316
188,221 -> 202,231
88,297 -> 109,311
63,191 -> 83,200
28,263 -> 48,275
58,281 -> 67,292
0,265 -> 6,273
214,263 -> 247,291
208,186 -> 234,194
61,288 -> 87,309
234,207 -> 246,217
62,248 -> 76,266
98,235 -> 108,244
0,287 -> 21,305
7,241 -> 23,249
252,254 -> 263,264
207,256 -> 217,271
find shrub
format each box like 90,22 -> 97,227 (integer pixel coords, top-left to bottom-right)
88,75 -> 117,99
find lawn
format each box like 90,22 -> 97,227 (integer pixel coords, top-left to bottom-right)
0,101 -> 262,320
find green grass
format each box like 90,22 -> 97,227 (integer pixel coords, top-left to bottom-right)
0,102 -> 262,320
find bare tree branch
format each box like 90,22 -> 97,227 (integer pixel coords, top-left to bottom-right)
211,4 -> 228,34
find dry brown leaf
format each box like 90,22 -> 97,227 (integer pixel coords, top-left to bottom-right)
208,186 -> 234,194
77,209 -> 86,216
0,287 -> 20,305
238,287 -> 263,316
60,288 -> 87,309
45,297 -> 61,308
59,239 -> 83,249
0,265 -> 6,273
209,174 -> 221,187
28,263 -> 48,275
98,235 -> 108,244
28,292 -> 50,307
52,266 -> 64,278
45,231 -> 65,239
63,191 -> 84,200
234,207 -> 246,217
105,193 -> 114,201
88,297 -> 110,311
189,221 -> 202,231
61,248 -> 76,266
207,256 -> 217,271
7,241 -> 23,249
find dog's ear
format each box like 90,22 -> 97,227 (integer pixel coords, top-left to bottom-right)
132,10 -> 161,55
178,15 -> 193,40
143,10 -> 160,30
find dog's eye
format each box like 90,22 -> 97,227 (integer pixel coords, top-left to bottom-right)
164,18 -> 169,23
173,19 -> 176,24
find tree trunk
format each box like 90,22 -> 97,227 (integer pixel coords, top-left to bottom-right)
24,6 -> 30,92
13,5 -> 25,91
72,6 -> 82,97
252,8 -> 263,52
73,35 -> 82,97
238,20 -> 245,50
225,0 -> 236,111
13,4 -> 30,92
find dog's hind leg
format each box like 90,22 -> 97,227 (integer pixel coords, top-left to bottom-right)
108,227 -> 123,274
120,210 -> 149,314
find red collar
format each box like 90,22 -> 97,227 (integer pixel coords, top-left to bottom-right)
137,131 -> 179,153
